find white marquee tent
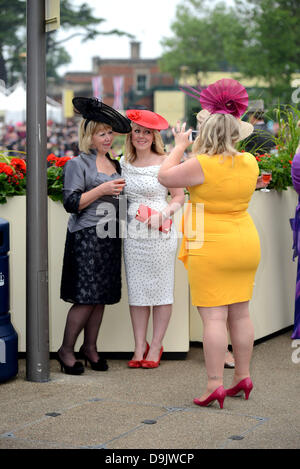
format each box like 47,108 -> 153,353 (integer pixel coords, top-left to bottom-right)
0,83 -> 63,124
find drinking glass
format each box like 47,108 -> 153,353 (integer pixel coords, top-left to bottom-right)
260,171 -> 272,192
112,178 -> 125,199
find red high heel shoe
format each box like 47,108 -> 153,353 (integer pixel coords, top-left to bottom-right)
141,346 -> 164,369
226,377 -> 253,400
193,386 -> 226,409
128,342 -> 150,368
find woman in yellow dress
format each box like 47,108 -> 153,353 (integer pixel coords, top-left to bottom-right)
158,79 -> 270,408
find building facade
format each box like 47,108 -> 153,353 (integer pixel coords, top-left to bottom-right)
63,41 -> 176,110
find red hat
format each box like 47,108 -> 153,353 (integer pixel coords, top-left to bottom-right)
126,109 -> 169,130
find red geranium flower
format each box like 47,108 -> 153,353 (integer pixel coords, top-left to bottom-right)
0,164 -> 14,176
47,153 -> 59,163
11,158 -> 26,172
55,156 -> 72,167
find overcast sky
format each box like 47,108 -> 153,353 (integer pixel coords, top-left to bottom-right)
58,0 -> 183,74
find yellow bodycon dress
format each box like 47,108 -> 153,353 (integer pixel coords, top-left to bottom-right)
179,153 -> 261,307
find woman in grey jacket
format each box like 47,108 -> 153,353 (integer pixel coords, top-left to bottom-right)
58,97 -> 131,375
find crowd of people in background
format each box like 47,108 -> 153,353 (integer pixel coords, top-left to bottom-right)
0,112 -> 278,159
0,119 -> 81,158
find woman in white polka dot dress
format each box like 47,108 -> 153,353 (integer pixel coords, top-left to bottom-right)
120,110 -> 185,369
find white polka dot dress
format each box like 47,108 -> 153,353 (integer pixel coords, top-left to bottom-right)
120,157 -> 178,306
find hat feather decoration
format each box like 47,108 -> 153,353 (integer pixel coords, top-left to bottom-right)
179,84 -> 203,102
180,78 -> 253,141
199,78 -> 249,118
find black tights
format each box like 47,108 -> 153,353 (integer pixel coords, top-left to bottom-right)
59,304 -> 104,366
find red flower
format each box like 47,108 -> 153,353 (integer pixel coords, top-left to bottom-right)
47,153 -> 59,163
126,110 -> 142,121
55,156 -> 72,167
289,160 -> 293,164
0,164 -> 14,176
11,158 -> 26,172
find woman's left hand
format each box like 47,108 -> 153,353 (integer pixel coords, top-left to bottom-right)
172,121 -> 192,150
256,175 -> 272,189
146,211 -> 163,230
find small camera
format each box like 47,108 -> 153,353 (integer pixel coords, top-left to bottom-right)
189,130 -> 199,142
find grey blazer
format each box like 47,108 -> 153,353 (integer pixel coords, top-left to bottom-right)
63,152 -> 121,233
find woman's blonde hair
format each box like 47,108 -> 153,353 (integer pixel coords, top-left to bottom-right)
78,119 -> 112,154
192,113 -> 240,157
124,124 -> 165,163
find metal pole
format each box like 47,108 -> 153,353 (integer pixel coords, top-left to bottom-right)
26,0 -> 49,382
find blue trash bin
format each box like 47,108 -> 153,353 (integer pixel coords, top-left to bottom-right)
0,218 -> 18,382
0,217 -> 9,314
0,313 -> 18,382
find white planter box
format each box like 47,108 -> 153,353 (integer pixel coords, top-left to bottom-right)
1,187 -> 297,351
0,196 -> 190,353
189,187 -> 298,342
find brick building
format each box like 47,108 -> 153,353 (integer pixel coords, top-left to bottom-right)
63,41 -> 175,110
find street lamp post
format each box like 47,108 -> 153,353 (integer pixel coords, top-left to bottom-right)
26,0 -> 49,382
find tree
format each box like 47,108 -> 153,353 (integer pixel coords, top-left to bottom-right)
159,0 -> 300,103
0,0 -> 26,84
46,0 -> 132,82
159,0 -> 243,82
230,0 -> 300,101
0,0 -> 132,86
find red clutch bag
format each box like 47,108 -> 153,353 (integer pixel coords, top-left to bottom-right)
135,204 -> 172,234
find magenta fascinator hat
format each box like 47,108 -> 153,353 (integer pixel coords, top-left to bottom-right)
199,78 -> 249,118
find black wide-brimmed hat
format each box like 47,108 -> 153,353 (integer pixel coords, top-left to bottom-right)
72,97 -> 131,134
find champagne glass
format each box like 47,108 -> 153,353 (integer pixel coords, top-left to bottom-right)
260,171 -> 272,192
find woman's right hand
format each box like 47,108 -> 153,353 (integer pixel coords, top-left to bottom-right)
99,178 -> 125,197
172,121 -> 192,150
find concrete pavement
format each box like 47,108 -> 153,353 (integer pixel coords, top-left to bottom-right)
0,331 -> 299,450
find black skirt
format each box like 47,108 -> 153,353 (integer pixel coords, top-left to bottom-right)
60,225 -> 121,305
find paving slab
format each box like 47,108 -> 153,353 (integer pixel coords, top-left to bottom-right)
106,408 -> 264,450
0,331 -> 299,450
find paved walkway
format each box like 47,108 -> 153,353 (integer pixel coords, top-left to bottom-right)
0,331 -> 299,450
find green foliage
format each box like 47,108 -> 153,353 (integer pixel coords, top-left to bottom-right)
239,105 -> 300,191
231,0 -> 300,101
254,152 -> 293,192
0,152 -> 26,204
160,0 -> 300,103
47,165 -> 64,202
0,0 -> 132,85
160,0 -> 243,78
0,0 -> 26,83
